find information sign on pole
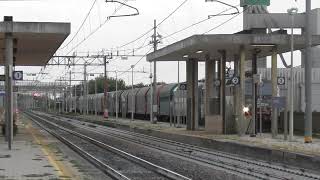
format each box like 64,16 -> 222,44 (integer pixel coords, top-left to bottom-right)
13,71 -> 23,81
0,71 -> 24,81
277,77 -> 286,85
231,76 -> 240,85
179,83 -> 187,90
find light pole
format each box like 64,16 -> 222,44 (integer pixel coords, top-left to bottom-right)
177,60 -> 181,128
149,64 -> 153,123
74,85 -> 77,113
115,70 -> 118,121
69,70 -> 72,113
287,7 -> 298,141
131,65 -> 135,122
94,75 -> 98,116
259,81 -> 263,136
84,63 -> 88,115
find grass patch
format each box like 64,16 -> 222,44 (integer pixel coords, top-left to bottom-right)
69,159 -> 82,169
23,173 -> 53,178
45,143 -> 62,155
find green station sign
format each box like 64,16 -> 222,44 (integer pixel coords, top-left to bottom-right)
240,0 -> 270,7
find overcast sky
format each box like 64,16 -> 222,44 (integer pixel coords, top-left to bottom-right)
1,0 -> 319,86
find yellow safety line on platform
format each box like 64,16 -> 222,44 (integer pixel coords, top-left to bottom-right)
26,122 -> 73,178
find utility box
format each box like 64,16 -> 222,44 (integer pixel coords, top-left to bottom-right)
240,0 -> 270,7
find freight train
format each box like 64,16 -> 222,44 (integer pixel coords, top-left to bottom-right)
67,80 -> 273,130
69,82 -> 206,125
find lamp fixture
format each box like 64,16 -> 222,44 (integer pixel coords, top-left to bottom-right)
251,44 -> 275,47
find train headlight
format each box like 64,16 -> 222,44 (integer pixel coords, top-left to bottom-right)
243,107 -> 249,113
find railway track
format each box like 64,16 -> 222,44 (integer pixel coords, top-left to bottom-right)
24,112 -> 191,180
30,111 -> 320,180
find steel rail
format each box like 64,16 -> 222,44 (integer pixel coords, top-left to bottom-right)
59,119 -> 291,180
25,112 -> 191,180
49,113 -> 320,180
38,113 -> 288,179
24,113 -> 130,180
71,116 -> 319,179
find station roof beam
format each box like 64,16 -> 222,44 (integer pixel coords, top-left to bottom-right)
0,17 -> 70,66
147,34 -> 320,62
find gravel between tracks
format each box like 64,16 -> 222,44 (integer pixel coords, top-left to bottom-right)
33,112 -> 268,180
28,113 -> 171,180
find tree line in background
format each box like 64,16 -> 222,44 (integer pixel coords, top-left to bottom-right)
69,76 -> 168,96
70,76 -> 150,96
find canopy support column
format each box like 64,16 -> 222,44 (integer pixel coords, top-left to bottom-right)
186,59 -> 199,130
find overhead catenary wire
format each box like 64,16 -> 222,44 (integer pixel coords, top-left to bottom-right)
115,0 -> 190,50
160,5 -> 240,42
60,0 -> 98,50
51,0 -> 198,85
38,1 -> 243,88
113,3 -> 241,79
41,1 -> 129,85
115,3 -> 240,55
100,2 -> 242,85
202,6 -> 248,34
65,0 -> 129,56
118,47 -> 153,77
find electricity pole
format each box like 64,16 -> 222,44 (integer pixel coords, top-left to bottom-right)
69,70 -> 72,112
104,56 -> 109,118
151,19 -> 159,124
74,85 -> 77,113
149,64 -> 153,123
48,92 -> 51,112
84,63 -> 88,115
95,77 -> 97,116
53,82 -> 56,113
177,60 -> 181,127
115,70 -> 118,121
131,65 -> 134,122
59,80 -> 62,114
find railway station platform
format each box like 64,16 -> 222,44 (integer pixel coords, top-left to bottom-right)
0,114 -> 110,180
63,113 -> 320,171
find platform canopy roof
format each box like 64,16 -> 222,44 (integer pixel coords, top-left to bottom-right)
147,34 -> 320,62
0,20 -> 70,66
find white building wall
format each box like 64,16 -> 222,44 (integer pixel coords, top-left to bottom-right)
258,68 -> 320,112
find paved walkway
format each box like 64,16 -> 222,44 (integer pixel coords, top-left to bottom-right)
77,114 -> 320,157
0,114 -> 101,180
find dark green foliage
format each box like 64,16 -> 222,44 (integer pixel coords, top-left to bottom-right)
70,76 -> 148,95
125,82 -> 147,89
88,76 -> 126,94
